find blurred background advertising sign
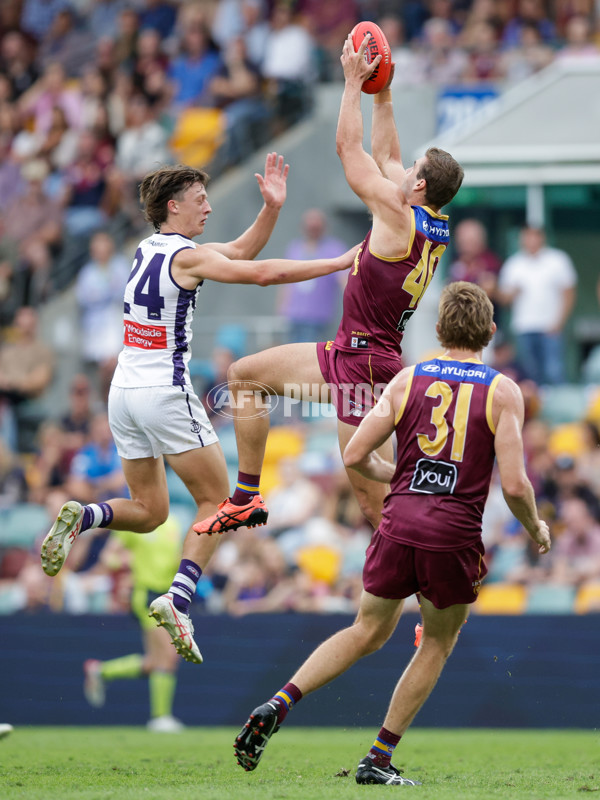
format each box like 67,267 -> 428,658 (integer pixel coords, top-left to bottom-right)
437,85 -> 499,133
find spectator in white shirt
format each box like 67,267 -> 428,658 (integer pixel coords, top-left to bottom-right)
114,93 -> 171,182
75,231 -> 130,400
498,226 -> 577,385
261,4 -> 315,129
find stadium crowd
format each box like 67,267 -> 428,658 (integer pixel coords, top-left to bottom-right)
1,0 -> 600,620
1,0 -> 599,314
2,342 -> 600,617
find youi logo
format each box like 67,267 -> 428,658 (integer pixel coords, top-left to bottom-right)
410,458 -> 458,495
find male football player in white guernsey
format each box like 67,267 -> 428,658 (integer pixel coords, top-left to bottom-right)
41,153 -> 358,663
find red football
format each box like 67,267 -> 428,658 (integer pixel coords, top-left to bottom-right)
351,21 -> 392,95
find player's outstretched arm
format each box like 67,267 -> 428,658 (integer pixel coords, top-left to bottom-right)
493,377 -> 551,554
372,84 -> 406,186
204,152 -> 289,260
343,375 -> 405,482
174,242 -> 359,286
337,37 -> 390,199
337,36 -> 409,224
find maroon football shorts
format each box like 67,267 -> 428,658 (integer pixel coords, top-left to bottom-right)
316,342 -> 402,427
363,530 -> 488,609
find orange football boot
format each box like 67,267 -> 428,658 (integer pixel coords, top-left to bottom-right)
414,619 -> 466,647
193,494 -> 268,535
414,622 -> 423,648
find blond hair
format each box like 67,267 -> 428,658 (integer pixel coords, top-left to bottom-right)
437,281 -> 494,351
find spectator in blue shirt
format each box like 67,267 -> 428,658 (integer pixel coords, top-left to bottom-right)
20,0 -> 71,41
169,25 -> 222,107
67,412 -> 126,503
502,0 -> 556,48
88,0 -> 130,43
139,0 -> 176,39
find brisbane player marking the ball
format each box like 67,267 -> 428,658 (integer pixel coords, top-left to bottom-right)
196,23 -> 466,595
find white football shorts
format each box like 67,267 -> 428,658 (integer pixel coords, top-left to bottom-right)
108,384 -> 219,459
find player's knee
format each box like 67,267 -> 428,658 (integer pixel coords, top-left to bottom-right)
357,621 -> 393,655
227,355 -> 261,386
153,508 -> 170,529
421,630 -> 459,660
227,357 -> 247,384
139,506 -> 169,532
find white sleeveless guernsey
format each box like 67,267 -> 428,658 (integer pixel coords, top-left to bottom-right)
112,233 -> 200,388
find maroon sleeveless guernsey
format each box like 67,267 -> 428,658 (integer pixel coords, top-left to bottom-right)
333,206 -> 450,358
379,357 -> 503,551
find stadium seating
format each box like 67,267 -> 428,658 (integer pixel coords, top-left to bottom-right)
296,543 -> 342,586
169,108 -> 225,168
526,584 -> 576,614
539,385 -> 590,427
0,504 -> 50,548
574,582 -> 600,614
475,583 -> 527,614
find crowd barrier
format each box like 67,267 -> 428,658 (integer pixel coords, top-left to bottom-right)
1,612 -> 597,727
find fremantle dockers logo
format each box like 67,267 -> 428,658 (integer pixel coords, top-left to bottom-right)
410,458 -> 458,495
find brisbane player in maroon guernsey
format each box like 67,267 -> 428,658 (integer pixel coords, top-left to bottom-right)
195,35 -> 464,537
232,282 -> 551,783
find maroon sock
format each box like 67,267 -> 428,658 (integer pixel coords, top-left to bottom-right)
368,726 -> 401,768
231,471 -> 260,506
270,682 -> 303,724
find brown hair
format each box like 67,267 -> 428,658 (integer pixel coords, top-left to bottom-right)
437,281 -> 494,351
139,164 -> 209,231
418,147 -> 464,210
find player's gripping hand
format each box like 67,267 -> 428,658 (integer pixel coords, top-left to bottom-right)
341,33 -> 382,87
255,152 -> 289,210
531,520 -> 551,554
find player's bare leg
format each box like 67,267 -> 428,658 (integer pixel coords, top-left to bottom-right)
354,597 -> 466,787
41,456 -> 171,576
382,596 -> 468,735
148,442 -> 231,663
42,441 -> 233,662
290,590 -> 403,692
230,341 -> 327,467
165,442 -> 230,565
337,419 -> 393,529
194,342 -> 329,535
234,590 -> 402,771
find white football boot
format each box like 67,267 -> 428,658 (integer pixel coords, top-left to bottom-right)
41,501 -> 84,576
148,594 -> 203,664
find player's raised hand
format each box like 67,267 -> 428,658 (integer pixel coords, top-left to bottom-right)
341,33 -> 381,86
255,152 -> 289,210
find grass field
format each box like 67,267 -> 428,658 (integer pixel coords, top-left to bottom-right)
1,727 -> 598,799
